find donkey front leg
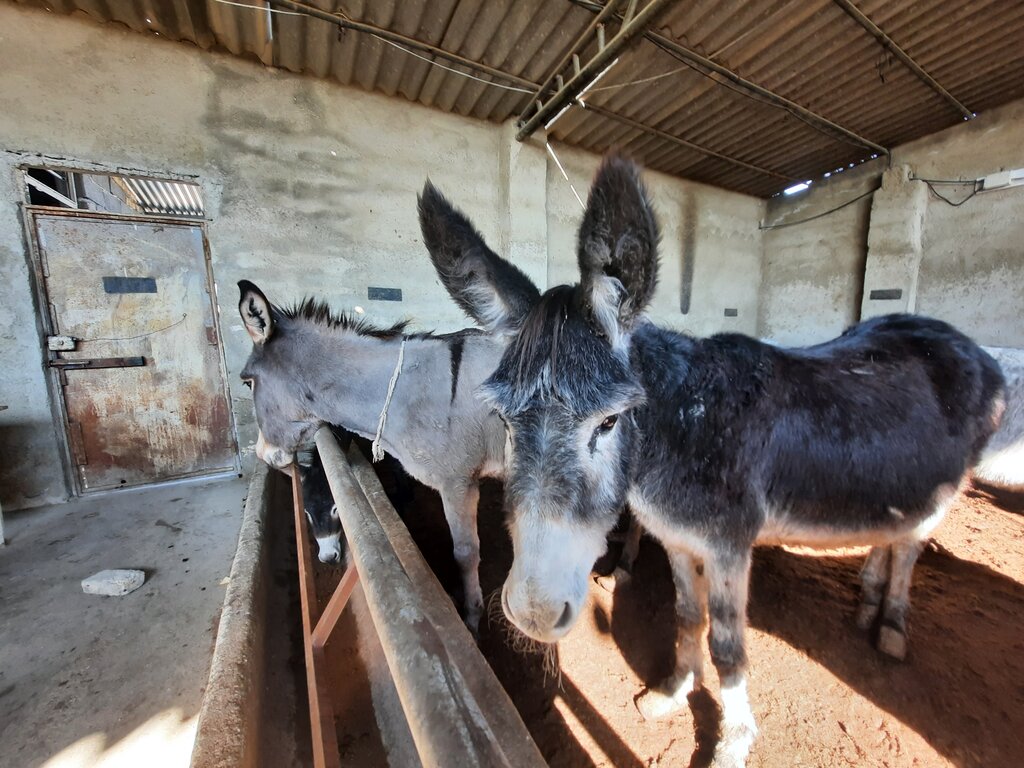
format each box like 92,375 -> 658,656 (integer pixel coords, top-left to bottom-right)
440,482 -> 484,635
637,549 -> 707,720
596,516 -> 644,593
707,549 -> 756,768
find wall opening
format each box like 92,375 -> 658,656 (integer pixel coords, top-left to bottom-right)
23,167 -> 205,218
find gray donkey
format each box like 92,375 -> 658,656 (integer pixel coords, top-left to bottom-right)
236,279 -> 533,630
418,157 -> 1004,767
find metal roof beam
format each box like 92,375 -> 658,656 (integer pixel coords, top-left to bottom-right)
267,0 -> 538,92
571,0 -> 889,157
515,0 -> 676,141
831,0 -> 973,119
581,102 -> 800,182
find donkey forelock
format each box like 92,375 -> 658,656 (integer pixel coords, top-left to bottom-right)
481,285 -> 644,418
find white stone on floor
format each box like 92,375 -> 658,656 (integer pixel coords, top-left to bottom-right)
82,569 -> 146,596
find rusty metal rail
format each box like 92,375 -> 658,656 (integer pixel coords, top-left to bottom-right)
292,428 -> 545,768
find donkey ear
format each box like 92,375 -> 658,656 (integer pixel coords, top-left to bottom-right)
419,181 -> 540,335
577,155 -> 659,345
238,280 -> 275,345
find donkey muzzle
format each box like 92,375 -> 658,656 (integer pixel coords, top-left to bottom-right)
501,582 -> 577,643
256,431 -> 296,471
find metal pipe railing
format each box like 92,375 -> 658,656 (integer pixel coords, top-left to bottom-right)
314,428 -> 545,768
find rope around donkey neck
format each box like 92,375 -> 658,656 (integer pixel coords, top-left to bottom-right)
371,337 -> 406,462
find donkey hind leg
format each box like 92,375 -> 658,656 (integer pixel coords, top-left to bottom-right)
637,549 -> 707,720
439,482 -> 484,636
596,516 -> 644,593
876,487 -> 955,660
856,546 -> 891,630
876,539 -> 924,660
707,549 -> 757,768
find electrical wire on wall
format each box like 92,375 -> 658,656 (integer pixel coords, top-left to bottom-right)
909,175 -> 980,207
759,185 -> 880,230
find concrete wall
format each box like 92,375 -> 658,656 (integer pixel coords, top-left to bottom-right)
760,98 -> 1024,347
0,4 -> 762,509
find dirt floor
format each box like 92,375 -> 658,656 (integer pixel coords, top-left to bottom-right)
376,471 -> 1024,768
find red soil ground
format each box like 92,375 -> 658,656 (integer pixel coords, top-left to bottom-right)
394,476 -> 1024,768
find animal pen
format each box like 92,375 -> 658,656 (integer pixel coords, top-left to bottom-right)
1,2 -> 1024,768
290,429 -> 544,768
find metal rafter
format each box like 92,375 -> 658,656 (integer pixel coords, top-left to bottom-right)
581,103 -> 800,182
571,0 -> 889,157
831,0 -> 973,119
515,0 -> 677,141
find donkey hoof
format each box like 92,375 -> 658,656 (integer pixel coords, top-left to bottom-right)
710,723 -> 757,768
877,625 -> 907,660
855,601 -> 880,630
637,688 -> 683,720
595,567 -> 632,594
594,574 -> 616,593
464,612 -> 483,642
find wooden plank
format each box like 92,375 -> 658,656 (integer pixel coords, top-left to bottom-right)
314,428 -> 545,768
311,561 -> 359,651
346,445 -> 547,768
291,471 -> 341,768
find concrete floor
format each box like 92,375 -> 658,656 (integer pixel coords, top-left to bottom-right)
0,474 -> 247,768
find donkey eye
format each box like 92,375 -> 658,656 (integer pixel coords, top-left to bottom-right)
597,414 -> 619,434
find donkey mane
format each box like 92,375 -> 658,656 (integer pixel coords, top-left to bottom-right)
279,297 -> 411,339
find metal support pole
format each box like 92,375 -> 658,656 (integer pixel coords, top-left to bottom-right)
831,0 -> 973,119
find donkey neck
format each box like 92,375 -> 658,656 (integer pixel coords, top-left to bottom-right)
301,327 -> 412,442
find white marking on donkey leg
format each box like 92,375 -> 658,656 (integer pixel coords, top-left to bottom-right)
712,675 -> 758,768
706,551 -> 756,768
637,550 -> 706,720
857,546 -> 891,630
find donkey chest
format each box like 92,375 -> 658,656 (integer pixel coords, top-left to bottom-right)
626,486 -> 717,561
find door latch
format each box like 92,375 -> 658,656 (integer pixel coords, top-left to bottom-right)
49,356 -> 146,370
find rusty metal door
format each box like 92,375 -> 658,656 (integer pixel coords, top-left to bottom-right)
30,211 -> 238,493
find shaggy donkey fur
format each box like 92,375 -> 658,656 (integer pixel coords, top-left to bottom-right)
420,155 -> 1005,768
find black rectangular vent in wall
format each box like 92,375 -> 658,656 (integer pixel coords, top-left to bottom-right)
368,287 -> 402,302
724,308 -> 738,317
869,288 -> 903,301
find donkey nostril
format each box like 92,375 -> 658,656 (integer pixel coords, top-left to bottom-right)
554,601 -> 574,630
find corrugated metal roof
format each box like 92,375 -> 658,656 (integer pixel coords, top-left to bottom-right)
16,0 -> 1024,197
121,177 -> 205,217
